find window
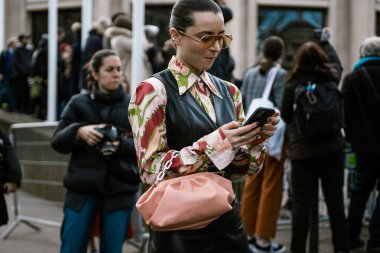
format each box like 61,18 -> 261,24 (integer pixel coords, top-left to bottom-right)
258,7 -> 326,69
30,9 -> 81,47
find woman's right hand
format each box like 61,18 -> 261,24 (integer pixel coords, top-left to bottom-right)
77,124 -> 104,146
221,121 -> 261,150
3,182 -> 17,194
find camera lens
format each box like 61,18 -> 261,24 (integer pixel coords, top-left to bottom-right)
99,142 -> 116,156
94,125 -> 120,156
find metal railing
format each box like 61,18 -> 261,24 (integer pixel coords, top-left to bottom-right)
0,122 -> 63,241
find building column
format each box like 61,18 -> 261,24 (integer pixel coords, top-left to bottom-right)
227,0 -> 255,79
93,0 -> 132,24
328,0 -> 351,76
5,0 -> 25,42
93,0 -> 110,21
349,0 -> 375,67
246,0 -> 258,75
0,0 -> 4,49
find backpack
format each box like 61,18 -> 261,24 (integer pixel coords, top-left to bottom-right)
293,81 -> 344,139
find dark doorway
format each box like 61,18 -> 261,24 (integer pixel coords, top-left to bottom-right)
145,4 -> 173,47
30,8 -> 81,47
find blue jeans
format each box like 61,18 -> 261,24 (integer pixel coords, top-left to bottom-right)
347,154 -> 380,249
0,74 -> 14,111
60,196 -> 133,253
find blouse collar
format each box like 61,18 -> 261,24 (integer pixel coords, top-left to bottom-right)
167,56 -> 222,98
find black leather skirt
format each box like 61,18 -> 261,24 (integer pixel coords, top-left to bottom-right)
148,198 -> 249,253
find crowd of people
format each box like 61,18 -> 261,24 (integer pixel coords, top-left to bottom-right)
0,13 -> 174,120
1,0 -> 380,253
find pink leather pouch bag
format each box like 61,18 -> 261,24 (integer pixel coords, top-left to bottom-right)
136,153 -> 235,231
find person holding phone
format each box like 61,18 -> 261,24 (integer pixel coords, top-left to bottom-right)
281,28 -> 348,253
128,0 -> 279,252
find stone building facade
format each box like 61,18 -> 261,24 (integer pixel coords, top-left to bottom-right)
1,0 -> 379,79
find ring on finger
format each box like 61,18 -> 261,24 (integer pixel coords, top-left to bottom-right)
241,135 -> 245,142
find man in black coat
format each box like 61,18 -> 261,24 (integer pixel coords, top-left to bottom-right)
0,128 -> 22,226
0,37 -> 18,111
342,36 -> 380,252
12,33 -> 33,114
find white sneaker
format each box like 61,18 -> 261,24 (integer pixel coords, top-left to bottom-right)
250,240 -> 286,253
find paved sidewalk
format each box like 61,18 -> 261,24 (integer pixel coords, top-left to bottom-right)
0,193 -> 143,253
0,193 -> 370,253
2,221 -> 369,253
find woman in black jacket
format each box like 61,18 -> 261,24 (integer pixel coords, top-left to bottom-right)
51,49 -> 139,253
281,34 -> 348,253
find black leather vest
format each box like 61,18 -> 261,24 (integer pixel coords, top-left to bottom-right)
154,69 -> 236,152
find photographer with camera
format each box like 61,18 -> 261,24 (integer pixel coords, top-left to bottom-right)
51,49 -> 139,253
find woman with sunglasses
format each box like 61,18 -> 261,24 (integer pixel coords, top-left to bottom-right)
128,0 -> 279,252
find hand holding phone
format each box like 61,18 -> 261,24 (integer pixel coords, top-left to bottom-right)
243,107 -> 275,127
313,27 -> 330,41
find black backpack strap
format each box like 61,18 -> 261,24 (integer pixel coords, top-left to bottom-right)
361,67 -> 380,105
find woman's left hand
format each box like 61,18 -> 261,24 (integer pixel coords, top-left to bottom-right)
259,110 -> 280,139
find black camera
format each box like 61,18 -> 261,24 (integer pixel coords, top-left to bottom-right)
94,125 -> 120,156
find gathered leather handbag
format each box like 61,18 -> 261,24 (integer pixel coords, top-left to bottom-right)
136,152 -> 236,231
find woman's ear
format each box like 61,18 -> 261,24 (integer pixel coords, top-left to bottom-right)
169,28 -> 180,44
92,70 -> 98,80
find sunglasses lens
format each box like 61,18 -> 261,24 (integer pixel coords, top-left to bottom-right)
199,35 -> 232,49
222,35 -> 232,49
200,35 -> 214,49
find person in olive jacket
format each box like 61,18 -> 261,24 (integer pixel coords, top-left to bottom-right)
51,49 -> 139,253
0,128 -> 22,226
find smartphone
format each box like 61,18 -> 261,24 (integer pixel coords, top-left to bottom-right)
243,107 -> 275,127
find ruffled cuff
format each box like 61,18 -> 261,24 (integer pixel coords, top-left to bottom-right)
198,128 -> 235,170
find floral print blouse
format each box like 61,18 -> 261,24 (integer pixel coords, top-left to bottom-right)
128,56 -> 266,185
